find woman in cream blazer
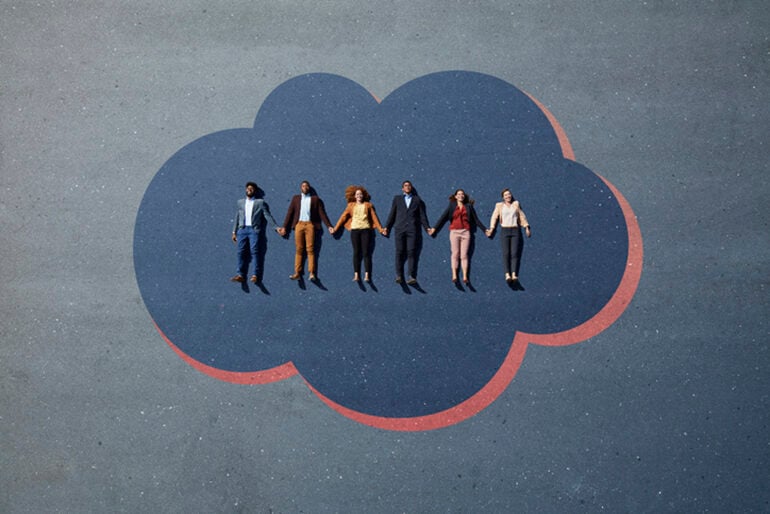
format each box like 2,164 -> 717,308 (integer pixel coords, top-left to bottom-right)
486,188 -> 532,283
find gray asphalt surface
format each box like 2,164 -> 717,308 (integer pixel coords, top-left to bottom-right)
2,1 -> 768,512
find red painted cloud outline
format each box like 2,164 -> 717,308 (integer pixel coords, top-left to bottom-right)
154,89 -> 643,431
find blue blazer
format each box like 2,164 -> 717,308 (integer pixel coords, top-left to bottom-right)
233,198 -> 278,233
385,194 -> 430,233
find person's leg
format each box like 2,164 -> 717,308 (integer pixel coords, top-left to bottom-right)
394,231 -> 407,280
501,228 -> 513,278
235,228 -> 250,279
293,224 -> 306,275
361,229 -> 373,276
350,229 -> 363,278
449,230 -> 461,281
305,224 -> 317,275
406,231 -> 421,279
254,229 -> 267,280
511,227 -> 522,278
458,229 -> 471,281
247,228 -> 260,278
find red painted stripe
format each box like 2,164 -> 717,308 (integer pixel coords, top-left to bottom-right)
154,320 -> 298,384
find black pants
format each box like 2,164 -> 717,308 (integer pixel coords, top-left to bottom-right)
350,228 -> 373,274
395,230 -> 421,279
500,226 -> 523,275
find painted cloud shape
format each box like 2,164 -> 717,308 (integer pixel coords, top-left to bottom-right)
134,71 -> 642,430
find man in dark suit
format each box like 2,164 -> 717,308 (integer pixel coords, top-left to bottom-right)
383,180 -> 434,284
277,181 -> 333,281
231,181 -> 279,284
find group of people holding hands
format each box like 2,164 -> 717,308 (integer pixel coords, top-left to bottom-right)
231,180 -> 531,287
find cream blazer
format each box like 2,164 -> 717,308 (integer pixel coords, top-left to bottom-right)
489,201 -> 530,230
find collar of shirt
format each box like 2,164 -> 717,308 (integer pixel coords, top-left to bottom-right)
299,194 -> 312,221
244,197 -> 256,226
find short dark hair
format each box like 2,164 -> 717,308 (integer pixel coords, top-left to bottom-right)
402,180 -> 412,187
245,181 -> 258,189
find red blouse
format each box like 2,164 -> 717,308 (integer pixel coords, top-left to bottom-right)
449,205 -> 470,230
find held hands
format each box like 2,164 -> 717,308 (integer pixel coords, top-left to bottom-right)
380,228 -> 388,237
328,227 -> 335,235
485,228 -> 493,238
276,227 -> 286,236
427,227 -> 436,236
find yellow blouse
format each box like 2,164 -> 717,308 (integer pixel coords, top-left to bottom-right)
350,203 -> 370,229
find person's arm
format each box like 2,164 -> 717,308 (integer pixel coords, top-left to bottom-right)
431,202 -> 453,236
280,197 -> 296,235
369,203 -> 384,232
516,201 -> 531,237
262,201 -> 279,229
232,201 -> 241,242
419,198 -> 431,233
486,203 -> 499,237
317,198 -> 333,228
470,204 -> 487,232
383,196 -> 398,236
332,204 -> 351,233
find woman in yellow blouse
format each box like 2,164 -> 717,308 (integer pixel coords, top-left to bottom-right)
486,188 -> 532,283
331,185 -> 386,282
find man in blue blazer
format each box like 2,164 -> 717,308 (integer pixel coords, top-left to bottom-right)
383,180 -> 434,284
231,182 -> 279,284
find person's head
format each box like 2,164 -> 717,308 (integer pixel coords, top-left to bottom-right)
402,181 -> 413,195
245,181 -> 258,197
451,189 -> 469,204
344,185 -> 371,203
501,188 -> 514,203
300,181 -> 311,195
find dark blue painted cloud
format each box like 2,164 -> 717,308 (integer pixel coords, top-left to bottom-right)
134,72 -> 627,419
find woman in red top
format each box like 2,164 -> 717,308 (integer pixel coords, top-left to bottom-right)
431,189 -> 487,284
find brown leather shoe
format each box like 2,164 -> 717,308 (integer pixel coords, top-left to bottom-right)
230,275 -> 245,282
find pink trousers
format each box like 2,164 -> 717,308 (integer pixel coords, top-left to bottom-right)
449,229 -> 471,269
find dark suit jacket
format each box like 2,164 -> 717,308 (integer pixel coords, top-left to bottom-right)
281,194 -> 332,232
385,194 -> 430,233
432,201 -> 487,235
233,198 -> 277,233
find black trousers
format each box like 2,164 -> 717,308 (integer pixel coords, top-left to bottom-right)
350,228 -> 373,274
500,226 -> 523,275
394,229 -> 421,279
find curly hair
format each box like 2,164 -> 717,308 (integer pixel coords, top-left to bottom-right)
344,185 -> 371,203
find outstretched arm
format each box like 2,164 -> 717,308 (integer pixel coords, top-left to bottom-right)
332,204 -> 351,234
383,196 -> 398,236
470,204 -> 487,232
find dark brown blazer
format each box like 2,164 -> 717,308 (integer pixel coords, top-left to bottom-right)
281,195 -> 332,232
